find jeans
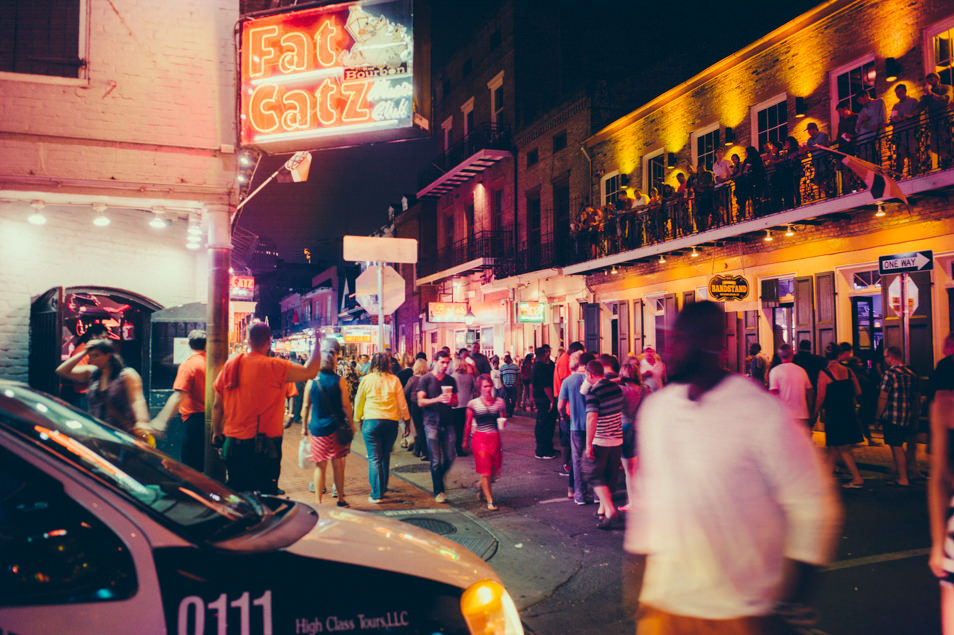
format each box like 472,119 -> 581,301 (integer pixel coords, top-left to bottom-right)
453,408 -> 468,454
570,430 -> 589,501
534,397 -> 556,456
362,419 -> 399,499
425,421 -> 456,495
502,385 -> 516,416
559,417 -> 572,485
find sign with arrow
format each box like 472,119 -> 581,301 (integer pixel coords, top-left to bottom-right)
878,250 -> 933,276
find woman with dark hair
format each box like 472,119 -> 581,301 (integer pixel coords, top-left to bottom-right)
775,136 -> 803,210
404,359 -> 430,459
736,146 -> 767,218
55,339 -> 153,443
814,342 -> 865,488
353,352 -> 410,503
462,374 -> 507,510
302,339 -> 354,506
617,360 -> 647,512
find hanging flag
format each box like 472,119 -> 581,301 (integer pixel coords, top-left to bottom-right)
816,146 -> 911,212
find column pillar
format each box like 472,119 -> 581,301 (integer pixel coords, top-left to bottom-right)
205,204 -> 231,479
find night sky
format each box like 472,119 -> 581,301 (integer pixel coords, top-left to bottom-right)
236,0 -> 821,266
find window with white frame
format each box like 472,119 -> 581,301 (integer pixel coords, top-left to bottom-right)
441,116 -> 453,153
830,54 -> 876,126
488,71 -> 505,125
461,97 -> 475,137
691,123 -> 721,170
926,16 -> 954,88
642,148 -> 666,193
0,0 -> 88,81
601,171 -> 621,206
751,94 -> 788,150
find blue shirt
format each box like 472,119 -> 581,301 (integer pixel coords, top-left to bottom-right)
559,372 -> 587,432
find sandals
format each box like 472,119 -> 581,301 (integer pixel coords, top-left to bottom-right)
597,514 -> 619,530
841,482 -> 864,489
336,499 -> 350,507
486,503 -> 499,511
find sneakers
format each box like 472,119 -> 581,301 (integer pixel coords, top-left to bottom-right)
368,496 -> 382,504
559,464 -> 571,476
435,492 -> 447,503
574,496 -> 587,506
535,453 -> 558,460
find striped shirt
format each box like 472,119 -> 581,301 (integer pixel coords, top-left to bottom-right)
468,397 -> 506,433
500,363 -> 520,387
879,364 -> 918,426
585,378 -> 624,447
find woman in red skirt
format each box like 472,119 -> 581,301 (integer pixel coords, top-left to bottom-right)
463,374 -> 507,511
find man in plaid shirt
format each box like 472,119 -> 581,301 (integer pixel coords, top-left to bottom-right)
876,346 -> 921,486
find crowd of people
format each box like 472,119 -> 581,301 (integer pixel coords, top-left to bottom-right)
570,74 -> 953,261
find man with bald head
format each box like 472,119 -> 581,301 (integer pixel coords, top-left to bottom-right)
626,301 -> 840,632
213,321 -> 321,493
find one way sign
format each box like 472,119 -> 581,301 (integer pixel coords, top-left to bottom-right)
878,250 -> 934,275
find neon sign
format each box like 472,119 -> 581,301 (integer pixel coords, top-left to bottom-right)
240,1 -> 414,150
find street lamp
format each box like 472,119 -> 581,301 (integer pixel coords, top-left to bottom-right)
464,304 -> 477,326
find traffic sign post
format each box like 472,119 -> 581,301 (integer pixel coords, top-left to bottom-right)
880,250 -> 931,366
344,236 -> 417,352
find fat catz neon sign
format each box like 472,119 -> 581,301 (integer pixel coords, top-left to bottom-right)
240,0 -> 413,149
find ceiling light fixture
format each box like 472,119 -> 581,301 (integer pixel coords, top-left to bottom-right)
784,225 -> 794,237
28,200 -> 47,225
150,206 -> 166,229
658,254 -> 666,264
875,202 -> 886,217
464,304 -> 477,326
764,230 -> 773,242
690,246 -> 699,258
92,203 -> 110,227
611,265 -> 618,274
187,216 -> 203,235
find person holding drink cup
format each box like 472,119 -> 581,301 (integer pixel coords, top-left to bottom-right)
463,374 -> 508,511
417,350 -> 459,502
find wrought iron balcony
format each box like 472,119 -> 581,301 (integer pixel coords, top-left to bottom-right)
417,229 -> 514,282
553,106 -> 954,274
417,123 -> 512,198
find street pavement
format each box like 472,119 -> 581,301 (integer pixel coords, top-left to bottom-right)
276,412 -> 938,634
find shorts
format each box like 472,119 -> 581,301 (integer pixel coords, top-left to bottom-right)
883,422 -> 915,447
622,424 -> 637,459
582,444 -> 622,488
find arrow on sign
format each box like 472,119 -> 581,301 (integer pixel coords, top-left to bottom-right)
878,250 -> 933,275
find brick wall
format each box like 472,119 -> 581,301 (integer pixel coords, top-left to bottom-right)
0,202 -> 206,381
589,0 -> 954,191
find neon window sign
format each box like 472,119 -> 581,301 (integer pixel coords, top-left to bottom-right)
240,0 -> 414,150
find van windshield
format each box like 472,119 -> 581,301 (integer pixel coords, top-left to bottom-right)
0,382 -> 265,543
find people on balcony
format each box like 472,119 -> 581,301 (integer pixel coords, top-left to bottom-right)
713,146 -> 733,184
855,91 -> 885,163
690,159 -> 715,232
735,146 -> 767,219
922,72 -> 953,169
890,83 -> 921,176
804,122 -> 834,198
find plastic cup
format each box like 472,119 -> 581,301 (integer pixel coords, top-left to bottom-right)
441,385 -> 453,403
497,417 -> 507,430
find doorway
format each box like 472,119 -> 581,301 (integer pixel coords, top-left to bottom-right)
772,304 -> 795,353
851,295 -> 884,364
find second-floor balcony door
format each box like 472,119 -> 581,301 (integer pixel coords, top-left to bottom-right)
526,194 -> 542,269
465,204 -> 475,259
552,180 -> 570,266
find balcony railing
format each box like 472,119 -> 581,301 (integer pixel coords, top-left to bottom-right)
419,229 -> 514,278
560,106 -> 954,268
418,123 -> 512,191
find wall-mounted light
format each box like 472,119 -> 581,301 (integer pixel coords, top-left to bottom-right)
667,152 -> 678,166
784,225 -> 794,237
875,202 -> 886,217
690,246 -> 699,258
795,96 -> 807,118
885,57 -> 901,82
724,127 -> 736,146
28,200 -> 47,225
92,203 -> 110,227
764,229 -> 773,242
149,206 -> 166,229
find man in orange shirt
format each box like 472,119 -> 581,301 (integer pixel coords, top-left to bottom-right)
212,322 -> 321,493
152,330 -> 207,471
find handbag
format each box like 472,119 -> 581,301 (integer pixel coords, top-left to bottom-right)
298,436 -> 310,468
315,379 -> 354,446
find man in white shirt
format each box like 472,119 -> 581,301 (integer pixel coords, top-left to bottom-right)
711,146 -> 733,184
769,343 -> 814,429
639,346 -> 666,392
626,302 -> 840,632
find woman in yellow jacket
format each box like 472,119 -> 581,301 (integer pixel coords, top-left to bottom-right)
354,352 -> 411,503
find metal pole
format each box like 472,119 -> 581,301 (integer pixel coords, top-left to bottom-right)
377,262 -> 385,353
901,272 -> 910,365
205,205 -> 231,481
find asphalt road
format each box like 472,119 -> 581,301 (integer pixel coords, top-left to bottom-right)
272,412 -> 938,634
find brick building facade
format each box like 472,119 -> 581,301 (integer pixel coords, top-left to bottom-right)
0,1 -> 238,388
